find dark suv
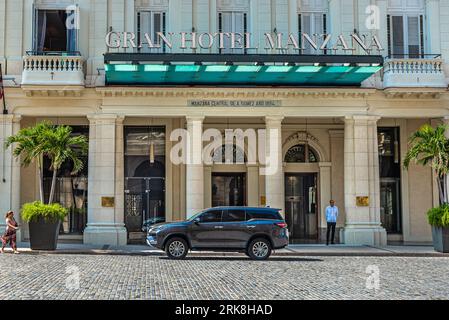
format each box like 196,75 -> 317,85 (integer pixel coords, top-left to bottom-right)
146,207 -> 289,260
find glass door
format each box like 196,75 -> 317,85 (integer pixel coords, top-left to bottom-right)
285,174 -> 318,243
124,126 -> 166,241
125,177 -> 165,233
212,173 -> 246,207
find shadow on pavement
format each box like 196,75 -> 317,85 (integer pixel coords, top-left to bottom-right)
159,256 -> 324,262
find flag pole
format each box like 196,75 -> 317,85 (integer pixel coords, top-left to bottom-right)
0,63 -> 7,115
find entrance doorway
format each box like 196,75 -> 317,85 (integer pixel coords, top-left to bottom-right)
212,173 -> 246,207
124,126 -> 166,243
285,173 -> 318,243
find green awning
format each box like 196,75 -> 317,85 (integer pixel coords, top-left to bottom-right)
105,63 -> 382,86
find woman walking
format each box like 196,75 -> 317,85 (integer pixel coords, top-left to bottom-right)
1,211 -> 19,254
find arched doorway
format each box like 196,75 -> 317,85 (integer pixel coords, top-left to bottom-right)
284,143 -> 320,243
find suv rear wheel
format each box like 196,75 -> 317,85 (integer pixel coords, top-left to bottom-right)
165,237 -> 188,260
247,238 -> 272,260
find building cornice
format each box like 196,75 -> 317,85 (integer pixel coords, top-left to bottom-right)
383,87 -> 447,99
21,85 -> 85,97
95,87 -> 377,99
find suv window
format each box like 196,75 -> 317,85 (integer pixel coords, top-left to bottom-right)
200,210 -> 223,223
222,209 -> 246,222
247,210 -> 282,220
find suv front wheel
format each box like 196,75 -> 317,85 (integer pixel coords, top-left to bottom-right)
165,237 -> 189,260
247,238 -> 272,260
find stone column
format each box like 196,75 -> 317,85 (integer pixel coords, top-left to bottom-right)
319,162 -> 332,232
263,116 -> 284,212
84,114 -> 127,246
0,115 -> 21,239
343,116 -> 387,246
186,116 -> 205,218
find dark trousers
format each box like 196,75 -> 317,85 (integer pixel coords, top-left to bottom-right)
326,222 -> 337,244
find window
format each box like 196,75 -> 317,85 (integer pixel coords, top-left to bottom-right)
33,8 -> 78,53
285,144 -> 319,163
222,209 -> 246,222
298,0 -> 328,54
378,127 -> 402,234
218,11 -> 247,54
387,14 -> 424,58
299,13 -> 327,54
212,144 -> 246,164
200,210 -> 223,223
43,126 -> 88,235
247,210 -> 282,221
137,11 -> 166,53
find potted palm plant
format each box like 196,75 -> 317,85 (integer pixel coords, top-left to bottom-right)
404,124 -> 449,253
5,121 -> 88,250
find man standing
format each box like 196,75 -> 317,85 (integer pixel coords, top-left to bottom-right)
325,200 -> 339,245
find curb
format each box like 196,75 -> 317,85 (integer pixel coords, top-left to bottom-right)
6,250 -> 449,258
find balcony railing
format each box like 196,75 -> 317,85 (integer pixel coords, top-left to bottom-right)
383,54 -> 447,88
21,53 -> 85,86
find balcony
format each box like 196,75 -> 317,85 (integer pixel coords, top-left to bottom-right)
21,52 -> 85,88
383,55 -> 447,89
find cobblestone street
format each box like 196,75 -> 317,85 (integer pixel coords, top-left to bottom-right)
0,254 -> 448,300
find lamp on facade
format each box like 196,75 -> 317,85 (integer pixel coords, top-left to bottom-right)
150,140 -> 155,164
149,124 -> 155,164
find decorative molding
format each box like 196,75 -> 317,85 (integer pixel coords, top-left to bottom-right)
298,0 -> 328,13
283,131 -> 320,147
21,86 -> 84,97
217,0 -> 249,11
384,88 -> 446,99
135,0 -> 169,11
282,131 -> 329,162
96,87 -> 376,99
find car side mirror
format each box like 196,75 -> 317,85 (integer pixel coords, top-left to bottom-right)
193,217 -> 201,225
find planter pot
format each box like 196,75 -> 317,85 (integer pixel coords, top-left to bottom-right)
28,217 -> 61,251
431,226 -> 449,253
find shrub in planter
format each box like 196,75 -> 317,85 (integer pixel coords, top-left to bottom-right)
427,204 -> 449,253
21,201 -> 68,250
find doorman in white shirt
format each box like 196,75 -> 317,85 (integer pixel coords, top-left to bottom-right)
325,200 -> 339,245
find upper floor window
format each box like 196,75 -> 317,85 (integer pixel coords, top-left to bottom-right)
137,11 -> 167,53
33,7 -> 78,54
387,0 -> 425,58
298,0 -> 328,54
217,0 -> 249,54
218,11 -> 248,54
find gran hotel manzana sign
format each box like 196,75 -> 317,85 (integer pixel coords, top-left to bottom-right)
105,31 -> 383,54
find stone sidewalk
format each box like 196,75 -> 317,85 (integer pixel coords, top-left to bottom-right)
7,242 -> 447,257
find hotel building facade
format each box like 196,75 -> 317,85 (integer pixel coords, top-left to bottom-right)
1,0 -> 449,246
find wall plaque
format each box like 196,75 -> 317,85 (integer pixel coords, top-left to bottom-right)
188,100 -> 282,107
356,196 -> 369,207
102,197 -> 115,208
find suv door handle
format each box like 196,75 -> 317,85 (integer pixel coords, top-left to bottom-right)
247,225 -> 256,229
214,226 -> 224,229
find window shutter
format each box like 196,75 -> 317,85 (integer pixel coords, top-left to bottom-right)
419,14 -> 424,57
137,12 -> 141,52
387,15 -> 391,57
407,16 -> 419,57
32,3 -> 37,53
302,14 -> 312,54
162,12 -> 167,53
392,15 -> 404,57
